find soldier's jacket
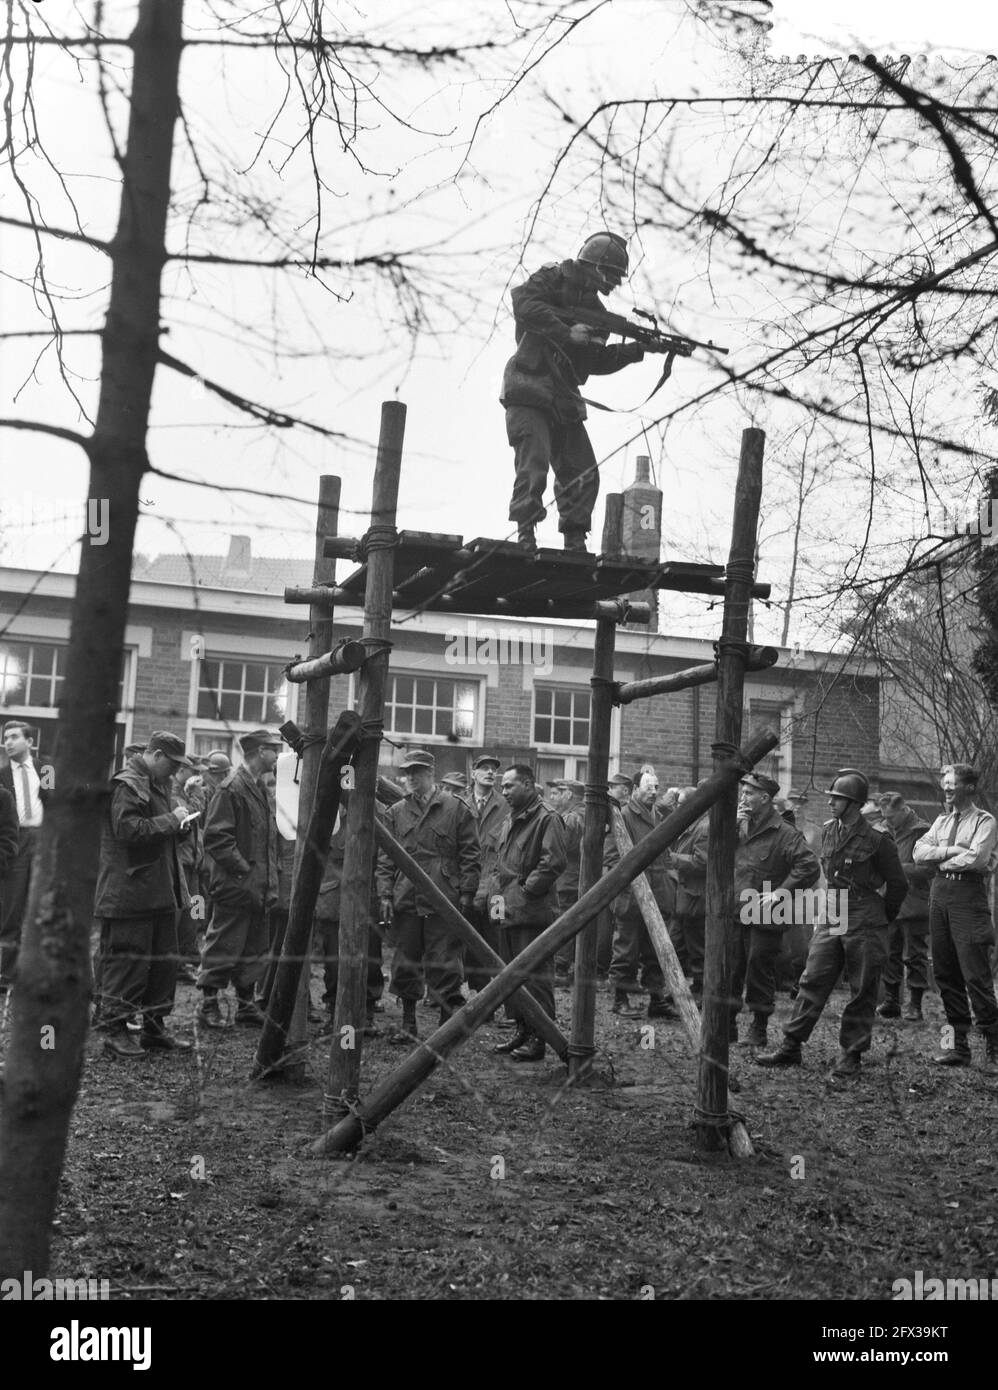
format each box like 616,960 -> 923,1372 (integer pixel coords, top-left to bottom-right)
316,802 -> 384,921
483,792 -> 567,929
465,787 -> 511,858
603,795 -> 676,921
556,800 -> 587,904
672,812 -> 709,915
172,781 -> 205,877
376,789 -> 480,915
500,260 -> 644,424
735,806 -> 820,902
203,765 -> 278,912
821,813 -> 908,930
879,809 -> 934,921
94,755 -> 188,918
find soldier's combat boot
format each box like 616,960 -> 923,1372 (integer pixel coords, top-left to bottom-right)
756,1037 -> 802,1067
746,1012 -> 769,1048
198,992 -> 230,1030
932,1031 -> 971,1066
981,1026 -> 998,1076
563,526 -> 589,553
876,987 -> 901,1019
493,1023 -> 530,1054
235,993 -> 266,1027
510,1032 -> 546,1063
516,523 -> 537,554
612,990 -> 644,1019
902,988 -> 924,1023
648,994 -> 679,1020
103,1024 -> 145,1060
830,1049 -> 861,1079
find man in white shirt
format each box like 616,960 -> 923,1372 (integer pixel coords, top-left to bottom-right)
0,720 -> 46,992
913,763 -> 998,1071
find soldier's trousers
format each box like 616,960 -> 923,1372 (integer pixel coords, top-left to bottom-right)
673,908 -> 705,999
501,922 -> 555,1024
315,914 -> 385,1009
98,911 -> 178,1028
782,923 -> 888,1054
730,922 -> 784,1019
505,405 -> 598,532
930,877 -> 998,1034
390,911 -> 464,1011
465,904 -> 508,993
0,825 -> 39,988
609,911 -> 665,996
198,899 -> 269,994
882,915 -> 930,993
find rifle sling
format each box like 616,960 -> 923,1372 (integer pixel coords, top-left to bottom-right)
581,350 -> 676,414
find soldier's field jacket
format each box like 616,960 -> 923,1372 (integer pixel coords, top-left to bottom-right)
821,813 -> 907,931
881,808 -> 934,921
94,756 -> 188,919
556,800 -> 587,905
603,795 -> 675,921
483,792 -> 566,930
735,806 -> 820,919
203,765 -> 278,912
376,789 -> 480,916
671,813 -> 709,916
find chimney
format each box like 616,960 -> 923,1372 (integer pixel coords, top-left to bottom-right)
620,455 -> 663,630
222,534 -> 252,585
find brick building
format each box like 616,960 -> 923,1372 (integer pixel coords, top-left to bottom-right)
0,532 -> 881,845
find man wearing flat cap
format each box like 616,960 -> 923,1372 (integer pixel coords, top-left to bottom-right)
93,731 -> 195,1057
440,772 -> 469,797
198,728 -> 280,1029
376,749 -> 480,1039
730,771 -> 820,1051
467,754 -> 512,996
758,768 -> 906,1078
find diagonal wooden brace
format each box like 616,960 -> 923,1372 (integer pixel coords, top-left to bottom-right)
374,821 -> 569,1061
311,725 -> 778,1154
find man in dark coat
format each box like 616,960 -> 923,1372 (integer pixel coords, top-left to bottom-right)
171,763 -> 206,985
730,772 -> 821,1050
671,783 -> 710,1004
466,754 -> 511,995
198,728 -> 280,1029
875,791 -> 935,1022
93,731 -> 194,1057
314,794 -> 385,1035
485,764 -> 566,1062
603,770 -> 677,1020
548,778 -> 586,988
758,770 -> 907,1079
376,749 -> 480,1039
501,232 -> 646,553
0,719 -> 50,992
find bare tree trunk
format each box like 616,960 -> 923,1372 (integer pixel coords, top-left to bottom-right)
0,0 -> 183,1277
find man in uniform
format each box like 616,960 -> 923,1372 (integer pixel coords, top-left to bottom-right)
486,765 -> 566,1062
94,731 -> 194,1057
875,791 -> 934,1022
730,772 -> 821,1049
501,232 -> 647,553
604,769 -> 677,1020
467,754 -> 511,997
757,770 -> 907,1078
547,778 -> 586,988
198,729 -> 280,1029
171,761 -> 206,985
671,781 -> 710,1004
440,771 -> 469,798
376,750 -> 480,1039
913,764 -> 998,1070
0,719 -> 48,994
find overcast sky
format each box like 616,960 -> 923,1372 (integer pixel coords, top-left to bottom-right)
1,0 -> 994,648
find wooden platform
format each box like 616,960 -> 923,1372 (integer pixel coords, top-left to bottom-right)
308,531 -> 770,621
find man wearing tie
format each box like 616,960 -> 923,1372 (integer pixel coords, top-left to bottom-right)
466,754 -> 511,995
913,763 -> 998,1071
0,720 -> 48,993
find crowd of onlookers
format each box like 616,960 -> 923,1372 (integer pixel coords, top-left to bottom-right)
1,718 -> 996,1080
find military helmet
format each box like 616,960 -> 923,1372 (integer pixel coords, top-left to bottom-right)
826,771 -> 869,804
577,231 -> 629,286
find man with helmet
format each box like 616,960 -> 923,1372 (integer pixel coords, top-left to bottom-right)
500,232 -> 647,554
757,768 -> 907,1079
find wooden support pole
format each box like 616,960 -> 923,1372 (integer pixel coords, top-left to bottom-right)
568,612 -> 617,1082
601,494 -> 624,556
614,646 -> 779,705
373,821 -> 569,1060
324,402 -> 404,1121
285,642 -> 369,683
695,427 -> 765,1154
312,727 -> 778,1154
610,809 -> 753,1158
266,475 -> 340,1080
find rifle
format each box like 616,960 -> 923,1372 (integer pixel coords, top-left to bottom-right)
552,304 -> 729,358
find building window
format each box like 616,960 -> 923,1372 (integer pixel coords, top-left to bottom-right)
0,639 -> 131,760
746,699 -> 794,788
386,675 -> 477,741
197,658 -> 290,726
534,685 -> 591,749
536,755 -> 589,786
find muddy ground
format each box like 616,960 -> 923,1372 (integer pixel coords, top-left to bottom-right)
25,968 -> 998,1306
